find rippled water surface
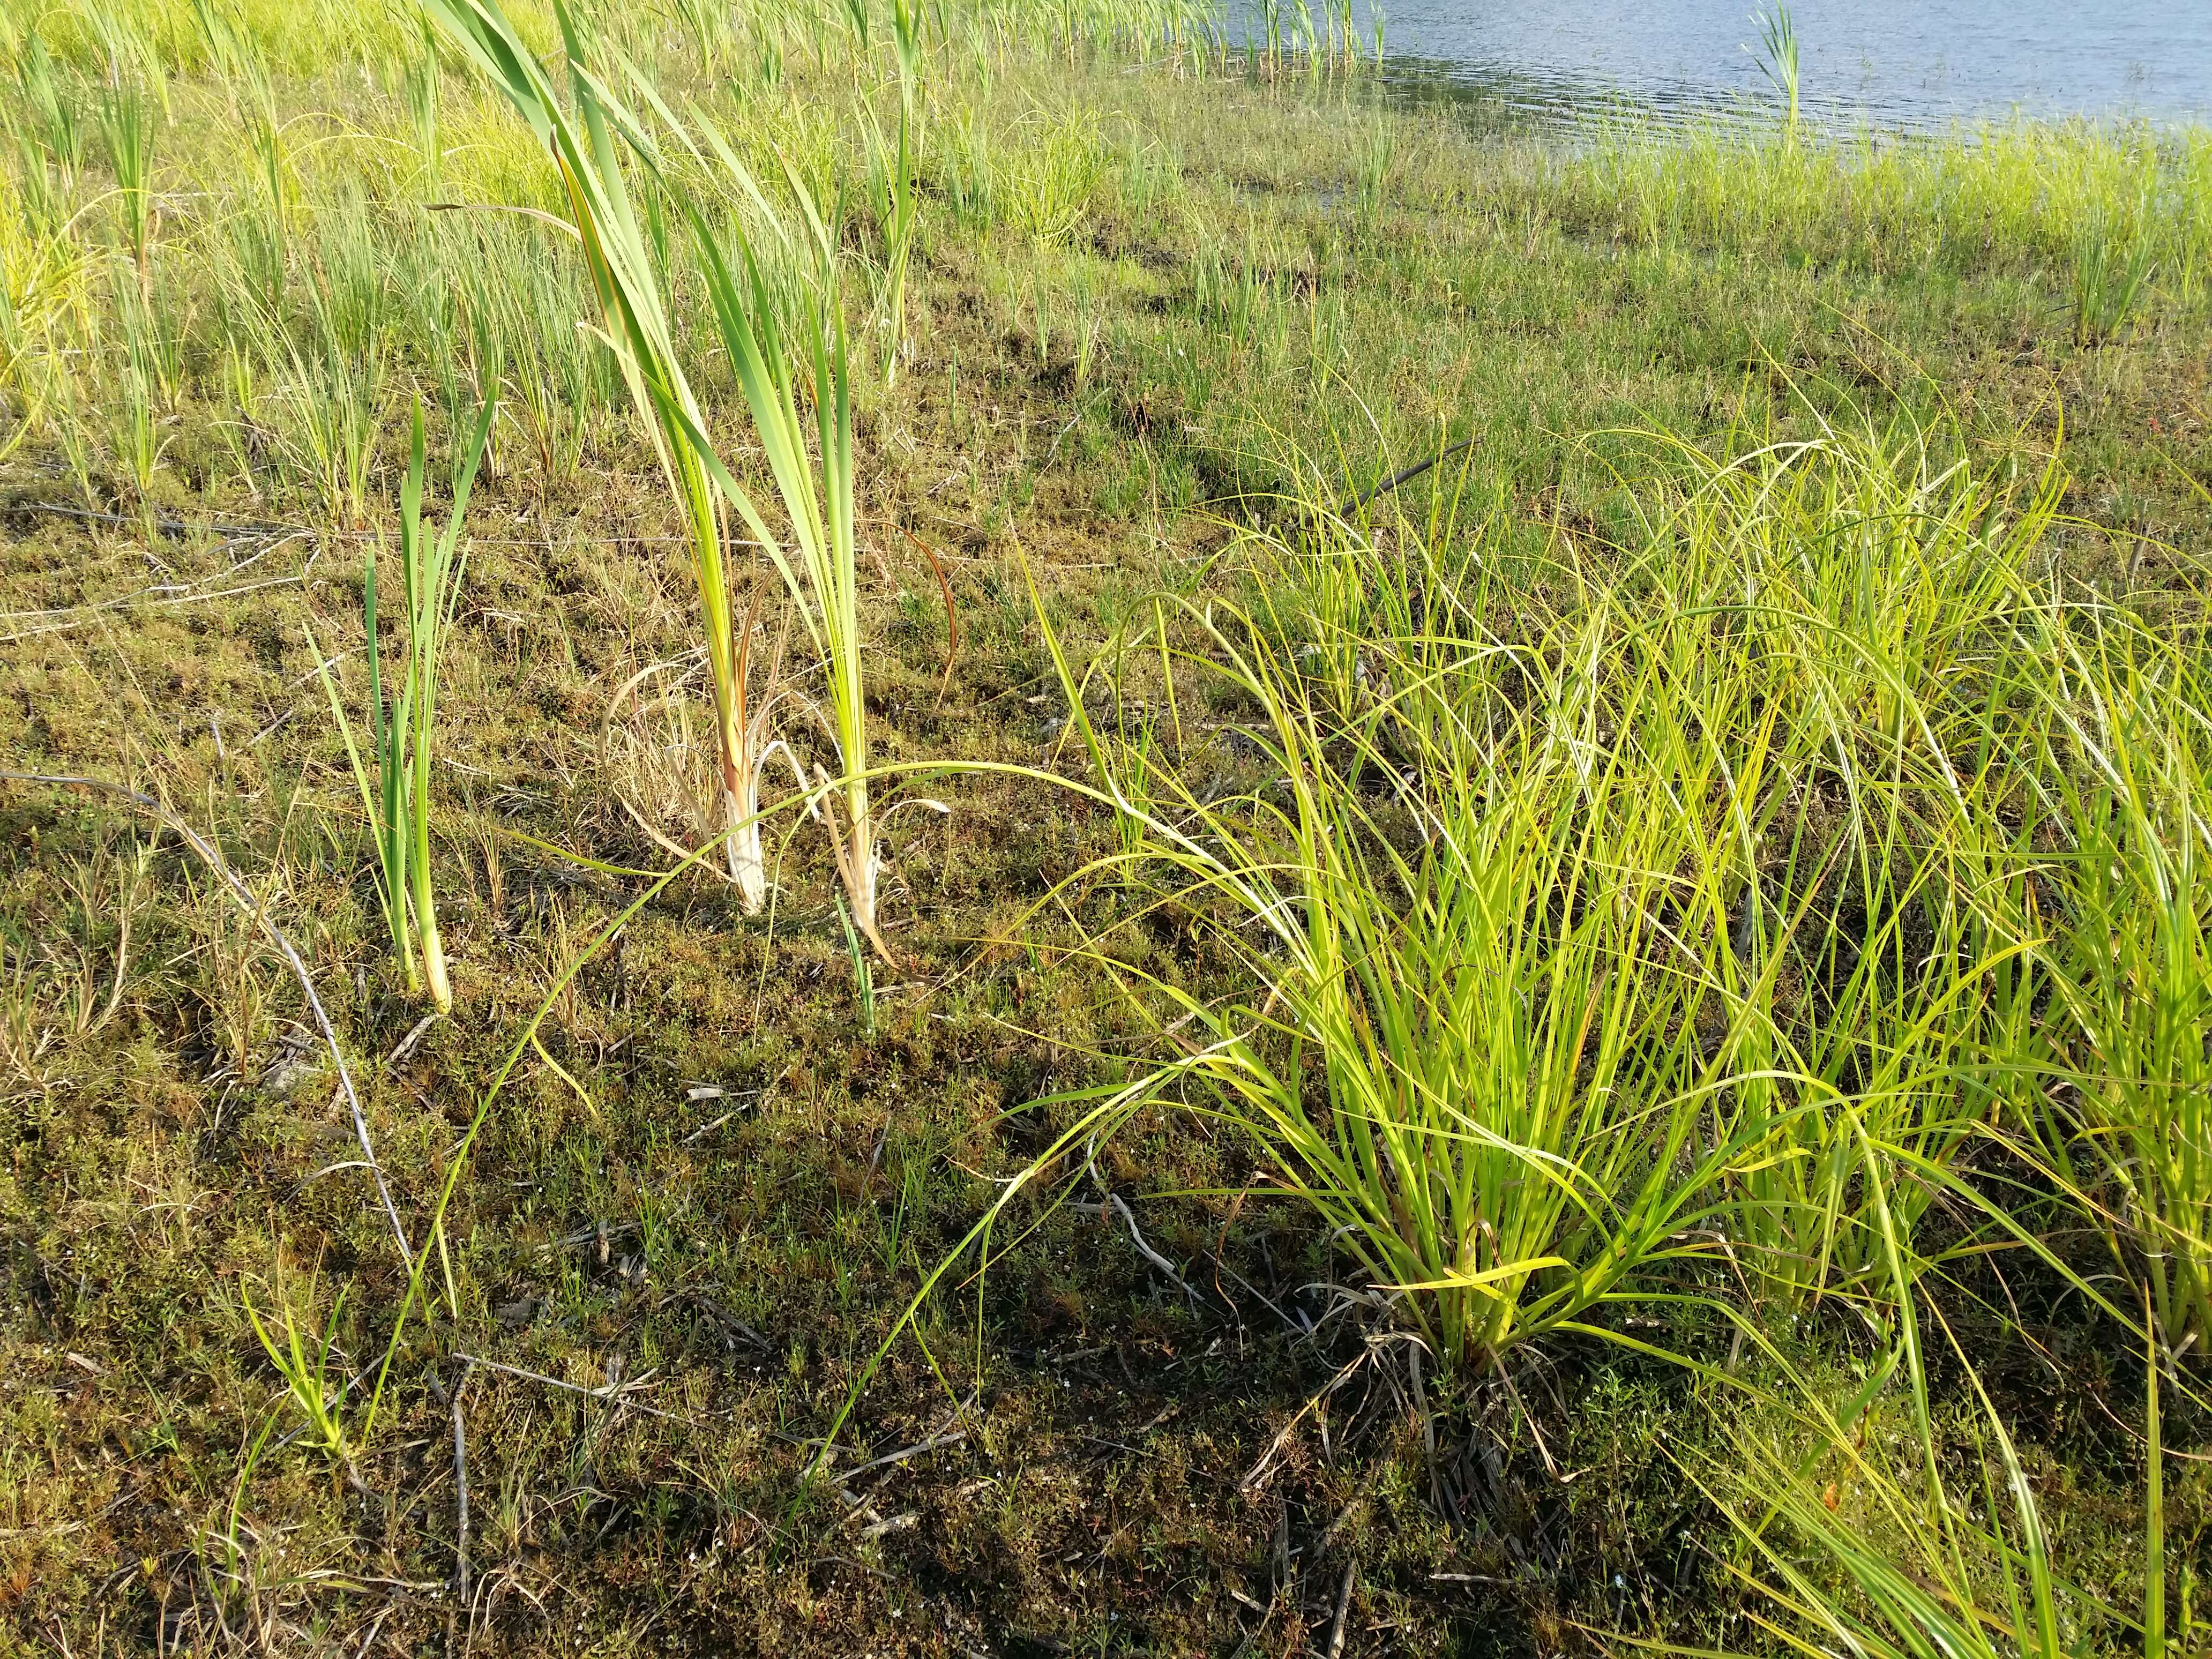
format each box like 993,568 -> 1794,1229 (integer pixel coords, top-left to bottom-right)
1242,0 -> 2212,129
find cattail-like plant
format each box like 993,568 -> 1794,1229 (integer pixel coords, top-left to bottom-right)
430,0 -> 900,955
310,400 -> 494,1012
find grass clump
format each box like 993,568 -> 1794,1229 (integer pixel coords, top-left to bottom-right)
311,400 -> 493,1014
1038,552 -> 1761,1371
1037,406 -> 2106,1372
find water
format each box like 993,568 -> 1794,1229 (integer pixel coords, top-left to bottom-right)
1245,0 -> 2212,131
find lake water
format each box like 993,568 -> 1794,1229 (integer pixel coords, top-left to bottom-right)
1249,0 -> 2212,131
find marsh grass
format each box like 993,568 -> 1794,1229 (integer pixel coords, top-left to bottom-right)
2029,604 -> 2212,1362
1014,405 -> 2106,1370
0,2 -> 2207,1649
2074,208 -> 2158,346
269,288 -> 384,527
1020,395 -> 2205,1638
1579,409 -> 2080,1307
1667,1256 -> 2180,1657
1550,115 -> 2209,297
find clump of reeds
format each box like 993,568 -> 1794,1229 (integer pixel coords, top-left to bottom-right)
1034,562 -> 1763,1370
430,0 -> 899,954
2073,209 -> 2156,346
1023,397 -> 2201,1380
310,400 -> 495,1013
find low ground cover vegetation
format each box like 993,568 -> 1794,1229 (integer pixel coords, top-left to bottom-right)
1,0 -> 2208,1651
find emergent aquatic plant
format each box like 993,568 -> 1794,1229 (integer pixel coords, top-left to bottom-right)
310,400 -> 494,1013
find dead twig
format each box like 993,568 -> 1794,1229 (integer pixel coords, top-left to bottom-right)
1244,1324 -> 1430,1496
1240,1343 -> 1380,1494
388,1013 -> 440,1069
451,1359 -> 475,1610
0,771 -> 415,1271
448,1351 -> 700,1425
835,1429 -> 968,1486
1324,1559 -> 1358,1659
1086,1138 -> 1219,1313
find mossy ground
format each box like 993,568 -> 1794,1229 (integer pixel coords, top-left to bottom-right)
2,39 -> 2208,1656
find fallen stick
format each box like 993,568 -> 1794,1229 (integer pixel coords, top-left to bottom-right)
1085,1138 -> 1219,1312
1324,1559 -> 1358,1658
449,1352 -> 700,1425
1338,436 -> 1478,516
451,1358 -> 474,1610
1,771 -> 415,1271
834,1429 -> 969,1486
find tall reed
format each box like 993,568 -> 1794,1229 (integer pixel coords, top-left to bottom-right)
868,0 -> 923,382
1748,3 -> 1799,141
679,134 -> 893,955
431,0 -> 896,955
424,0 -> 779,910
17,36 -> 88,188
95,79 -> 154,292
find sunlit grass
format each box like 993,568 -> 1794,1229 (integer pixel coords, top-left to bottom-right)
309,400 -> 494,1013
1029,405 -> 2125,1368
0,1 -> 2203,1647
